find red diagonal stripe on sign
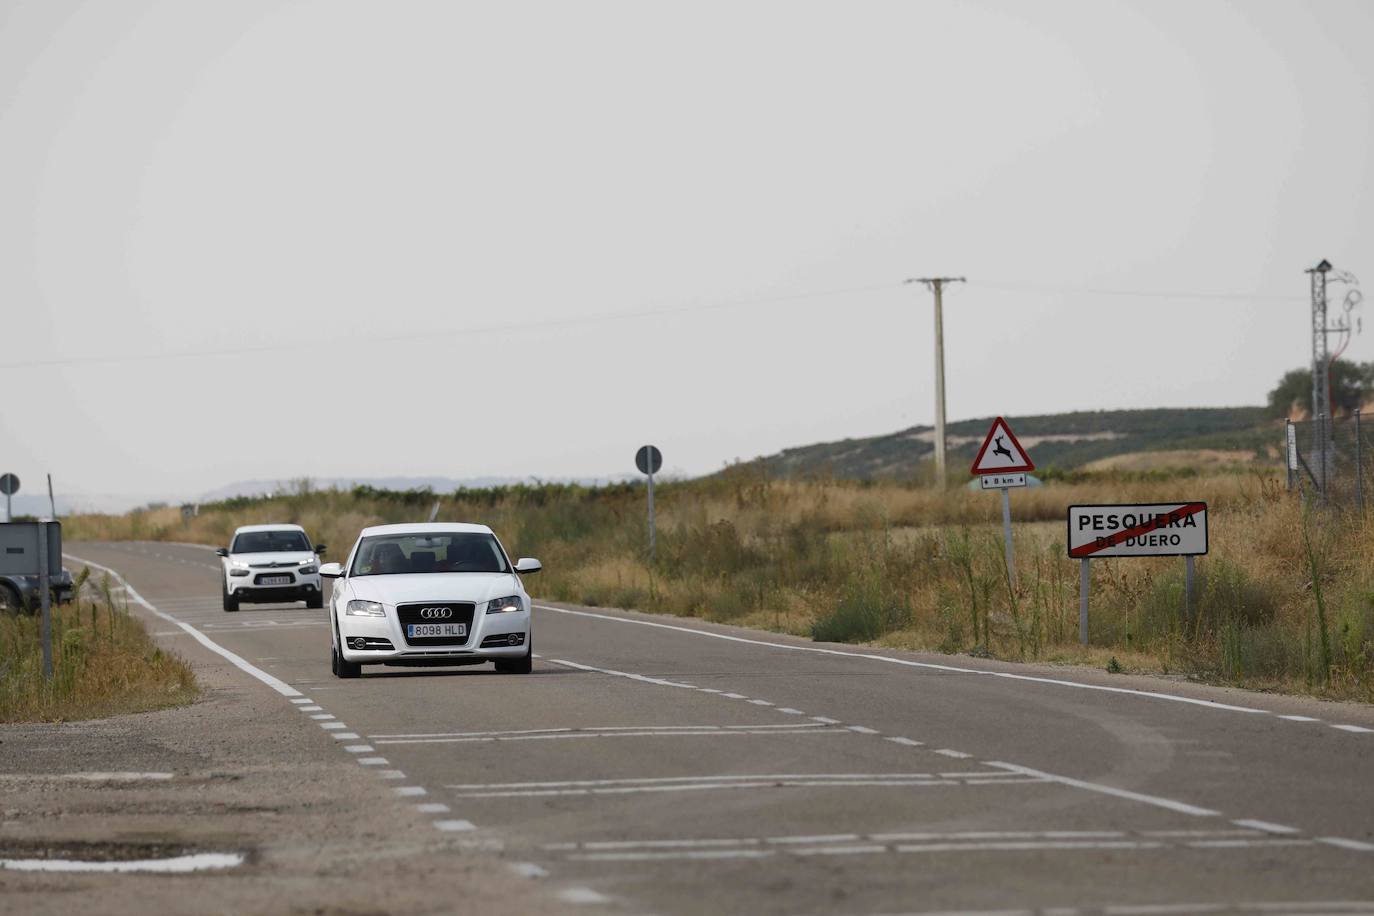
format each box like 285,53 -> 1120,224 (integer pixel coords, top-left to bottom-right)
1070,503 -> 1207,559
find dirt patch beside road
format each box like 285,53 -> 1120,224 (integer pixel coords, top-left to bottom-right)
0,629 -> 578,915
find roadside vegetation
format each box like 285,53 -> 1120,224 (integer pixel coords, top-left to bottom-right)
62,466 -> 1374,702
0,569 -> 198,722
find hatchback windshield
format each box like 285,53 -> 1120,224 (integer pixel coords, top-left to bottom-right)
350,533 -> 510,576
232,530 -> 312,553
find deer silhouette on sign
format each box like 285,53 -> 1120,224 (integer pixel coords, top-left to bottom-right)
992,435 -> 1014,462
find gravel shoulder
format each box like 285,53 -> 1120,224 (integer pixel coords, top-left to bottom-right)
0,600 -> 578,916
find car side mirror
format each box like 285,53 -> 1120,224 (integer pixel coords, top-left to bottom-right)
215,548 -> 229,558
319,562 -> 344,578
514,557 -> 542,575
315,545 -> 328,556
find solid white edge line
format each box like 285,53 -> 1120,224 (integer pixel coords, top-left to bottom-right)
65,553 -> 302,699
1232,819 -> 1300,834
1317,836 -> 1374,852
533,604 -> 1276,716
983,762 -> 1219,817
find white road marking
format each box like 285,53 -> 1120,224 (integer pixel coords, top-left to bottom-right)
319,722 -> 345,730
309,714 -> 335,720
1188,838 -> 1315,849
509,862 -> 549,879
67,554 -> 302,698
1232,819 -> 1300,834
547,657 -> 697,689
748,699 -> 774,706
331,732 -> 361,740
0,853 -> 245,874
1278,715 -> 1322,722
377,728 -> 849,746
344,745 -> 375,753
376,770 -> 407,780
848,725 -> 880,735
453,773 -> 944,790
558,887 -> 612,905
721,693 -> 748,700
289,698 -> 313,705
777,707 -> 806,715
811,716 -> 841,724
357,757 -> 389,766
934,749 -> 972,759
886,737 -> 924,747
394,786 -> 427,797
415,803 -> 450,814
1318,836 -> 1374,851
299,706 -> 323,712
1331,724 -> 1374,733
449,774 -> 1008,798
434,819 -> 476,832
984,762 -> 1219,817
370,727 -> 575,740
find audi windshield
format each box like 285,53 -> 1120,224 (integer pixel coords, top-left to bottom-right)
231,530 -> 312,553
349,533 -> 510,576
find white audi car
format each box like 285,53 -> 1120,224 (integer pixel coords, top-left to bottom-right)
320,522 -> 540,678
217,524 -> 326,612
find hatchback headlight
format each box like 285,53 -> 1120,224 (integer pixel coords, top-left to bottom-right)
229,563 -> 250,577
346,599 -> 385,617
485,595 -> 523,614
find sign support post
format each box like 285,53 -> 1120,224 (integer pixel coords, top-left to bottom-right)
647,469 -> 656,564
37,520 -> 52,681
1079,559 -> 1090,646
1000,487 -> 1016,588
1184,555 -> 1195,627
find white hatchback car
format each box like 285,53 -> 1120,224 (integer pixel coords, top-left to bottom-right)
217,524 -> 327,612
320,522 -> 541,678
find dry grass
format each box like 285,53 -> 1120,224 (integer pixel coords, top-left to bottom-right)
61,468 -> 1374,701
0,570 -> 198,722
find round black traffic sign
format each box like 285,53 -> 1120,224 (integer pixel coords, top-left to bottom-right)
0,474 -> 18,496
635,445 -> 662,476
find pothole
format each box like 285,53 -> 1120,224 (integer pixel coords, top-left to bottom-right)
0,840 -> 248,874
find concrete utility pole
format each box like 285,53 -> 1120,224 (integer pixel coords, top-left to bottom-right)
906,277 -> 965,487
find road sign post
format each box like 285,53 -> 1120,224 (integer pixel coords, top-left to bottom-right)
1068,502 -> 1209,647
970,418 -> 1035,588
0,473 -> 19,523
635,446 -> 663,564
37,520 -> 52,680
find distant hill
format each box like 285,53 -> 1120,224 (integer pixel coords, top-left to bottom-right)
197,474 -> 636,503
737,407 -> 1278,479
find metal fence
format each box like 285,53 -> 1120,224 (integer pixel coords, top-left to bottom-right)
1286,413 -> 1372,509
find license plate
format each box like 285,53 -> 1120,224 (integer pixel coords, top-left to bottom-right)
407,623 -> 467,638
261,575 -> 291,586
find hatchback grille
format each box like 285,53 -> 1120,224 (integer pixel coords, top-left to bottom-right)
396,602 -> 475,647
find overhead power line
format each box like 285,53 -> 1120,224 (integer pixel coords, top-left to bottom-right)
0,281 -> 902,371
971,280 -> 1305,302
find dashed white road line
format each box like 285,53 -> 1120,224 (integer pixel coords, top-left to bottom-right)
983,762 -> 1219,817
434,819 -> 476,832
509,862 -> 549,879
1233,819 -> 1300,834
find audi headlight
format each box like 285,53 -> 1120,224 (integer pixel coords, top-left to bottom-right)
485,595 -> 523,614
298,564 -> 318,575
345,599 -> 385,617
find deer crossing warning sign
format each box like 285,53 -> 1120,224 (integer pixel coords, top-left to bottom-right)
970,417 -> 1035,475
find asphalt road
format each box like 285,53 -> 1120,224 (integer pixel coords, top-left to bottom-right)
67,541 -> 1374,916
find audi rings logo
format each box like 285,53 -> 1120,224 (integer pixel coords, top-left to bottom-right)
419,607 -> 453,619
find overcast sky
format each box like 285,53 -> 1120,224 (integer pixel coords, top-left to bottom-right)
2,0 -> 1371,505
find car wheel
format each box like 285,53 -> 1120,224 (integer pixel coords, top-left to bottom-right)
306,593 -> 323,609
332,642 -> 361,679
222,582 -> 239,612
0,583 -> 21,614
495,642 -> 533,675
